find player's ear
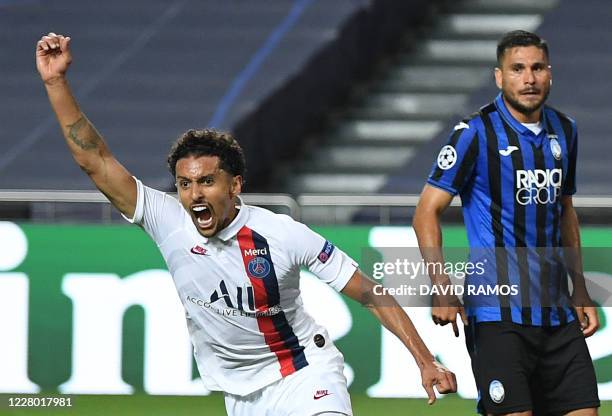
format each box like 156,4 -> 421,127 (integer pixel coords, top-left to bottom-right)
494,67 -> 502,89
230,175 -> 242,197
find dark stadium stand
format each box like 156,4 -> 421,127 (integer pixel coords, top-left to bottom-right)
384,0 -> 612,196
0,0 -> 431,194
2,0 -> 609,224
279,0 -> 561,196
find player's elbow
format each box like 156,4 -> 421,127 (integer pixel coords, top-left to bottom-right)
72,152 -> 103,177
74,157 -> 96,175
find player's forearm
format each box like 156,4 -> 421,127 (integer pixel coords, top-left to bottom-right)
560,203 -> 589,295
44,78 -> 109,173
367,295 -> 435,368
342,271 -> 435,367
413,207 -> 448,284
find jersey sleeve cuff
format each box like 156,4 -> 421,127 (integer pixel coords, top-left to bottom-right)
121,177 -> 145,224
426,179 -> 458,196
329,257 -> 359,292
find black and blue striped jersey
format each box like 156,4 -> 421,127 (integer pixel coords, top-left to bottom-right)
427,93 -> 577,326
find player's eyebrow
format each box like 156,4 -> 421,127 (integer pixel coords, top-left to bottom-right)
176,173 -> 217,181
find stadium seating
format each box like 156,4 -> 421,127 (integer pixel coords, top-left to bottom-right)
1,0 -> 610,224
383,0 -> 612,196
0,0 -> 370,191
284,0 -> 561,195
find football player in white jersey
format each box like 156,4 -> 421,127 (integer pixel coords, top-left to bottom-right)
36,33 -> 457,415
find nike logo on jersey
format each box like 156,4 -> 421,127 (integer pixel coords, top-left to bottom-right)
313,390 -> 332,400
190,245 -> 209,255
499,146 -> 519,156
453,121 -> 470,131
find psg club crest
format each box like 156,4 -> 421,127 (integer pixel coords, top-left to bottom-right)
248,257 -> 271,279
550,138 -> 562,160
437,145 -> 457,170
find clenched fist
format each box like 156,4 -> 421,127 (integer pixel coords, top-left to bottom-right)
36,32 -> 72,84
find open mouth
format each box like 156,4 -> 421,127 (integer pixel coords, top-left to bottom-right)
192,204 -> 213,229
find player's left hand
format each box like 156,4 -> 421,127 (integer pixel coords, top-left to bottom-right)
420,360 -> 457,405
575,304 -> 599,337
572,291 -> 599,337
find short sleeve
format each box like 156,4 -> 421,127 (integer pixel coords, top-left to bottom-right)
427,120 -> 479,196
284,218 -> 358,292
122,177 -> 186,245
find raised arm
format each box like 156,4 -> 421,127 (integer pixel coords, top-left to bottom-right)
413,184 -> 467,336
36,33 -> 136,218
342,269 -> 457,405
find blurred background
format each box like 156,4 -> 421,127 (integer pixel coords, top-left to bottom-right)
1,0 -> 611,414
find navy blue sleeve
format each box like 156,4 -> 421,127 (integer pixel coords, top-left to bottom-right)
427,121 -> 479,196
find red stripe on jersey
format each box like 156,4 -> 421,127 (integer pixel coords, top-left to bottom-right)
237,227 -> 268,309
237,226 -> 297,376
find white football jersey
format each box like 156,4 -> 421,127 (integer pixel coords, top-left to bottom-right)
125,179 -> 358,395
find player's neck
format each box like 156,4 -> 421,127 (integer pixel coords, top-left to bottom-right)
220,205 -> 239,230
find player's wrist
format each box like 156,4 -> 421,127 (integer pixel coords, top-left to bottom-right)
571,285 -> 591,298
430,275 -> 452,286
413,349 -> 436,370
43,75 -> 68,87
417,357 -> 437,371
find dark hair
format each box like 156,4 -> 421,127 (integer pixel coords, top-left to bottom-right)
167,129 -> 246,178
496,30 -> 549,65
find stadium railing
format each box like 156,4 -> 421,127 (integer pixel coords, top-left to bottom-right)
2,190 -> 612,225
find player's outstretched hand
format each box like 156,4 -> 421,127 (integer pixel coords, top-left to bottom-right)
431,293 -> 468,337
36,32 -> 72,84
420,360 -> 457,405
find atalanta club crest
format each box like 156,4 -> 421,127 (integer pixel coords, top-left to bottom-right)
489,380 -> 505,404
550,138 -> 562,160
248,256 -> 271,279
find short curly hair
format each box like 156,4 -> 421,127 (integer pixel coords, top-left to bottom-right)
167,129 -> 246,178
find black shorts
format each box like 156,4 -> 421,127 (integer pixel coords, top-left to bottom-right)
465,319 -> 600,415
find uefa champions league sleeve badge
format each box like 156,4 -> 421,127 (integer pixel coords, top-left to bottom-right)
489,379 -> 505,404
437,145 -> 457,170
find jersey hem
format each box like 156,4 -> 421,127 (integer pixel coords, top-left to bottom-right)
468,314 -> 576,327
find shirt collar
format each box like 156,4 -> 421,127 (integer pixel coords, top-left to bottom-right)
214,196 -> 249,242
494,93 -> 549,137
